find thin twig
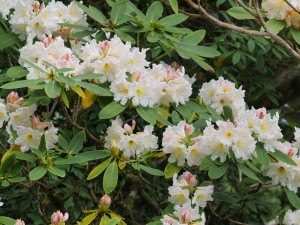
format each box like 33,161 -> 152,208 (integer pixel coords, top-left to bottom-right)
235,0 -> 258,17
253,0 -> 269,32
48,98 -> 59,118
284,0 -> 300,14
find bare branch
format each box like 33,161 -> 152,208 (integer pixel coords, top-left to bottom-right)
284,0 -> 300,15
235,0 -> 258,17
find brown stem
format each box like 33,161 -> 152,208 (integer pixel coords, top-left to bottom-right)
48,98 -> 59,118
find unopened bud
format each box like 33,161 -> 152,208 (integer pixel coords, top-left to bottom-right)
180,211 -> 190,224
184,124 -> 192,136
51,211 -> 68,225
184,172 -> 197,187
100,40 -> 110,55
15,219 -> 25,225
100,194 -> 111,212
31,115 -> 48,130
132,72 -> 141,82
256,108 -> 266,119
7,91 -> 22,110
163,215 -> 174,224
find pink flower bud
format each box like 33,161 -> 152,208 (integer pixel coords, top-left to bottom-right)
41,34 -> 52,47
131,120 -> 136,130
163,215 -> 174,224
31,115 -> 48,130
256,108 -> 266,119
51,211 -> 68,225
184,172 -> 197,187
191,137 -> 201,143
100,40 -> 110,55
287,146 -> 295,158
15,219 -> 25,225
63,213 -> 69,222
132,72 -> 141,82
100,194 -> 111,207
180,211 -> 190,223
7,91 -> 22,110
33,1 -> 40,12
184,124 -> 192,136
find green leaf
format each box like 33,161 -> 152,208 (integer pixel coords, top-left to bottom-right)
70,30 -> 96,39
76,81 -> 112,96
0,33 -> 19,49
106,218 -> 121,225
139,165 -> 164,176
213,191 -> 237,203
29,166 -> 47,180
157,13 -> 188,27
103,161 -> 118,194
168,0 -> 178,13
111,4 -> 131,26
136,106 -> 156,124
56,74 -> 76,87
87,157 -> 112,180
227,7 -> 255,20
39,133 -> 47,152
247,39 -> 255,52
1,79 -> 44,89
69,131 -> 86,154
45,81 -> 61,98
147,31 -> 159,43
265,19 -> 286,34
82,212 -> 99,225
99,101 -> 129,120
0,216 -> 16,225
223,105 -> 234,122
47,166 -> 66,177
237,163 -> 261,182
74,1 -> 106,24
6,66 -> 28,79
146,2 -> 163,23
21,59 -> 47,74
208,161 -> 228,179
192,57 -> 215,72
255,142 -> 269,166
61,91 -> 69,108
284,187 -> 300,209
164,163 -> 181,179
269,149 -> 297,166
74,73 -> 104,80
181,30 -> 206,45
171,111 -> 181,125
15,152 -> 37,163
291,27 -> 300,45
0,153 -> 16,176
232,51 -> 241,65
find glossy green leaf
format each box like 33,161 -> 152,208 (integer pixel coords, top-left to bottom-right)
291,27 -> 300,45
157,13 -> 188,27
48,166 -> 66,177
284,187 -> 300,209
1,79 -> 44,89
136,106 -> 156,124
223,105 -> 234,122
29,166 -> 47,180
103,161 -> 118,194
0,33 -> 19,49
255,142 -> 269,166
70,30 -> 96,39
82,212 -> 98,225
146,2 -> 163,23
237,163 -> 261,182
168,0 -> 178,13
0,153 -> 16,176
87,157 -> 112,180
0,216 -> 16,225
76,81 -> 112,96
208,161 -> 228,179
45,81 -> 61,98
69,131 -> 86,154
164,163 -> 181,179
74,73 -> 104,80
181,30 -> 206,44
269,149 -> 297,166
227,7 -> 255,20
139,165 -> 164,176
6,66 -> 28,79
147,31 -> 159,43
265,19 -> 286,34
99,101 -> 129,120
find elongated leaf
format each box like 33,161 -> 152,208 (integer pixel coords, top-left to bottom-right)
21,59 -> 47,73
6,66 -> 28,79
74,1 -> 106,24
213,191 -> 237,203
106,218 -> 121,225
255,142 -> 269,166
265,19 -> 285,34
181,30 -> 206,45
136,106 -> 156,124
82,212 -> 99,225
157,13 -> 188,27
76,81 -> 112,96
0,153 -> 16,176
38,133 -> 47,152
74,73 -> 104,80
146,1 -> 163,23
103,161 -> 118,194
168,0 -> 178,13
1,79 -> 44,89
69,131 -> 86,154
99,101 -> 129,120
15,152 -> 37,163
0,216 -> 16,225
291,27 -> 300,45
223,105 -> 234,122
139,165 -> 164,176
227,7 -> 255,20
269,149 -> 297,166
71,86 -> 85,98
45,81 -> 61,98
237,163 -> 261,182
208,161 -> 228,179
70,30 -> 96,39
29,166 -> 47,180
284,187 -> 300,209
87,157 -> 112,180
164,163 -> 181,179
48,166 -> 66,177
0,33 -> 19,49
56,74 -> 76,86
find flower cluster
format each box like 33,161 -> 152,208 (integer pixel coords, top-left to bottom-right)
19,35 -> 83,82
80,37 -> 194,107
0,0 -> 87,43
199,76 -> 245,116
161,172 -> 213,225
104,117 -> 158,159
0,92 -> 58,152
51,211 -> 69,225
262,0 -> 300,29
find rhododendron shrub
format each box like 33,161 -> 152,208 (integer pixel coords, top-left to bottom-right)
1,1 -> 300,225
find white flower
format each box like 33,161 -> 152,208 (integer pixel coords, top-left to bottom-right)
0,103 -> 9,128
283,209 -> 300,225
0,197 -> 3,207
15,126 -> 42,152
192,185 -> 214,208
168,186 -> 190,206
174,203 -> 200,224
45,124 -> 58,150
262,0 -> 292,20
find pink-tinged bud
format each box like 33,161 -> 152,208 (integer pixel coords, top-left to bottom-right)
166,66 -> 172,79
184,172 -> 197,187
124,124 -> 132,133
169,69 -> 180,80
63,53 -> 70,61
184,124 -> 192,136
180,211 -> 190,224
51,211 -> 68,225
41,34 -> 52,47
40,2 -> 45,10
31,115 -> 48,130
234,121 -> 238,128
100,40 -> 110,55
131,120 -> 136,130
287,146 -> 295,158
33,1 -> 40,12
191,137 -> 201,143
100,194 -> 111,206
256,108 -> 266,119
132,72 -> 141,82
7,91 -> 22,110
15,219 -> 25,225
163,215 -> 174,224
